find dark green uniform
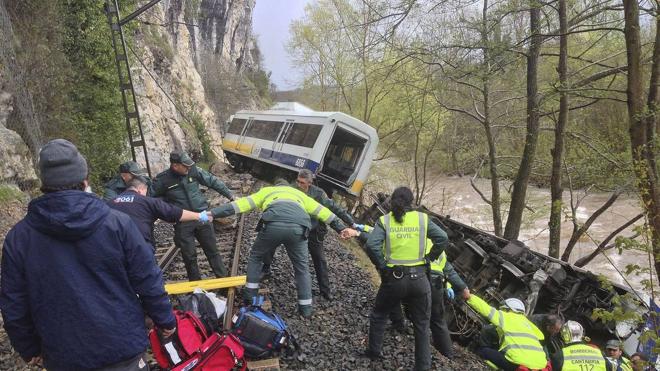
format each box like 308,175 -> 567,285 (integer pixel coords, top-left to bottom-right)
263,184 -> 354,297
210,185 -> 346,314
152,166 -> 233,281
103,176 -> 128,201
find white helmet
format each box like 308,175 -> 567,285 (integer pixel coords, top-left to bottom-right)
560,320 -> 584,344
502,298 -> 526,313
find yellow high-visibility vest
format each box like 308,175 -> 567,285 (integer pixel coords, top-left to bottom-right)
467,294 -> 547,369
231,186 -> 337,224
561,343 -> 608,371
379,211 -> 428,267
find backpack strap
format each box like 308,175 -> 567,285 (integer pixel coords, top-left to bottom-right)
251,295 -> 265,307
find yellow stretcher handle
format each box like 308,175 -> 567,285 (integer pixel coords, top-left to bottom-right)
164,276 -> 246,295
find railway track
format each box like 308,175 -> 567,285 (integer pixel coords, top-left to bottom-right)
152,173 -> 261,330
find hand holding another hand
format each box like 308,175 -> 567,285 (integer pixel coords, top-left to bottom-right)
340,228 -> 359,239
198,210 -> 210,223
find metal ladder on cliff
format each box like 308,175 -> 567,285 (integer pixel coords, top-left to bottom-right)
104,0 -> 163,177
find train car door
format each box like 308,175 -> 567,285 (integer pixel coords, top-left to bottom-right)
274,121 -> 295,152
235,117 -> 254,150
318,124 -> 368,186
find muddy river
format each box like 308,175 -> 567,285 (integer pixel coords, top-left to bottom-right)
376,173 -> 653,293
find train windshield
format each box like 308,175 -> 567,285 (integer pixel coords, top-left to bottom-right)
320,127 -> 367,185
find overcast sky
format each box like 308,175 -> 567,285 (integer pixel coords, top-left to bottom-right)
253,0 -> 310,91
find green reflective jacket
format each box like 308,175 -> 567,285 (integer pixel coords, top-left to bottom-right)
210,185 -> 346,231
365,211 -> 447,270
558,343 -> 609,371
467,294 -> 547,369
152,166 -> 233,212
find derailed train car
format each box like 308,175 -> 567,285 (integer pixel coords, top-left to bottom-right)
357,194 -> 651,356
222,102 -> 378,197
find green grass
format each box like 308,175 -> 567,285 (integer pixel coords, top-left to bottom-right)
0,184 -> 26,205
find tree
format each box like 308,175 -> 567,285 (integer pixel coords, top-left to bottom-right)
548,0 -> 569,258
622,0 -> 660,282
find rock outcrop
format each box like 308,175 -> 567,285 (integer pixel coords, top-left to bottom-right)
0,83 -> 38,189
129,0 -> 258,173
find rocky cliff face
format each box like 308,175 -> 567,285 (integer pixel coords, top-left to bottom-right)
0,1 -> 38,189
129,0 -> 258,173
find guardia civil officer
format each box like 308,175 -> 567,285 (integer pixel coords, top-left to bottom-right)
262,169 -> 358,300
389,241 -> 470,358
103,160 -> 151,201
209,179 -> 358,317
551,320 -> 612,371
606,340 -> 634,371
465,292 -> 548,370
152,151 -> 234,280
363,186 -> 447,371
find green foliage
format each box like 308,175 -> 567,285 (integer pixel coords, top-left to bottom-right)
0,184 -> 26,205
245,68 -> 272,101
191,111 -> 215,163
57,1 -> 129,188
6,1 -> 132,189
145,24 -> 174,62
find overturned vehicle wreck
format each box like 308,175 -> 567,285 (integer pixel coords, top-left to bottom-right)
356,194 -> 652,356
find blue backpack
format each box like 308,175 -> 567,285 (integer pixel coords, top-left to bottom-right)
231,296 -> 299,359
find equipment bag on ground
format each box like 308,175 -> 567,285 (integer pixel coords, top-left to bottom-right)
179,289 -> 227,335
171,332 -> 246,371
231,296 -> 299,359
150,310 -> 209,368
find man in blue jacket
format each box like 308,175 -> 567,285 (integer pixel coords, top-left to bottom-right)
0,139 -> 176,371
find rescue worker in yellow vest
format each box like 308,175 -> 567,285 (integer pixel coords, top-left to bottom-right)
363,187 -> 447,371
551,320 -> 612,371
209,179 -> 357,317
389,242 -> 470,358
464,291 -> 548,370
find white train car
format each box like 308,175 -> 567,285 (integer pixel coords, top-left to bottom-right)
222,102 -> 379,197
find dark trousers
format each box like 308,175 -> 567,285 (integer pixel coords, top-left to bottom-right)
263,229 -> 331,295
475,347 -> 518,371
174,220 -> 227,281
390,281 -> 454,357
243,222 -> 312,307
94,352 -> 148,371
369,272 -> 432,371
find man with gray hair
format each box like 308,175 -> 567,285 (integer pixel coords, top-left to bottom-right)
0,139 -> 175,370
263,169 -> 359,301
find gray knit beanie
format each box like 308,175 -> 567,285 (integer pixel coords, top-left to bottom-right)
39,139 -> 88,188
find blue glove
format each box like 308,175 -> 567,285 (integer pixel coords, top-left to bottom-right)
199,211 -> 210,223
446,288 -> 455,300
352,223 -> 365,232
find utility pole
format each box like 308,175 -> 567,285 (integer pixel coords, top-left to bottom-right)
104,0 -> 163,177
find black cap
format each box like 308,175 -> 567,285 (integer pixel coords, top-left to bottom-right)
170,151 -> 195,166
119,161 -> 147,176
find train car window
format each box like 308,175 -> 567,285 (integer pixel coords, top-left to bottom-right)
245,120 -> 283,141
284,123 -> 322,148
227,118 -> 247,134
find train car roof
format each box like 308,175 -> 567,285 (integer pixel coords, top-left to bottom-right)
235,102 -> 378,139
